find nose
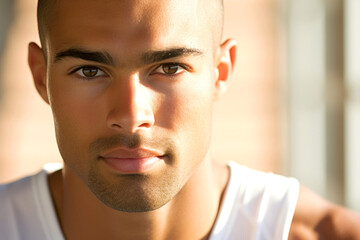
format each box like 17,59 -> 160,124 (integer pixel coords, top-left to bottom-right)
106,75 -> 155,133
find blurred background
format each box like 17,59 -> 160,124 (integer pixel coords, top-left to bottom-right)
0,0 -> 359,211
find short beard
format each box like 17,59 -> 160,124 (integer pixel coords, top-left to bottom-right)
86,133 -> 183,212
87,167 -> 182,212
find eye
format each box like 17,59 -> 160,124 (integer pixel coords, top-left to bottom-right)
72,66 -> 107,79
152,63 -> 186,75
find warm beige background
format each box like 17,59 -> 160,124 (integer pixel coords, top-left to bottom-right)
0,0 -> 281,183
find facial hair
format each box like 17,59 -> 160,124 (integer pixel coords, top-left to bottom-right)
86,133 -> 183,212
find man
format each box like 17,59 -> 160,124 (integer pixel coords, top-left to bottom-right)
0,0 -> 359,239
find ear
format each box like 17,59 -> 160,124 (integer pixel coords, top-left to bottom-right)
28,42 -> 49,104
213,38 -> 237,100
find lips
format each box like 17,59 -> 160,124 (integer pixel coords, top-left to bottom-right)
101,147 -> 163,159
100,147 -> 165,174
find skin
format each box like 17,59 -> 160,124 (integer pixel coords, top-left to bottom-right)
28,0 -> 360,239
29,0 -> 234,239
289,186 -> 360,240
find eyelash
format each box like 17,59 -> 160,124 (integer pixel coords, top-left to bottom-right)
151,63 -> 188,76
69,62 -> 189,80
69,65 -> 107,79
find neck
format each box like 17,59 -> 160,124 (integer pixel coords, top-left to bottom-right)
48,156 -> 229,240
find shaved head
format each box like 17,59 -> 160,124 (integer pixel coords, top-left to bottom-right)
32,0 -> 232,213
37,0 -> 56,54
37,0 -> 224,56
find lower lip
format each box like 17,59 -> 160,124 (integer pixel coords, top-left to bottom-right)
102,156 -> 164,174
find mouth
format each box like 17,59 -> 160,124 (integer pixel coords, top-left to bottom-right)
99,147 -> 166,174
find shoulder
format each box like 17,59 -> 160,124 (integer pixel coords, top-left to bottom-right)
0,170 -> 56,238
0,166 -> 64,239
0,173 -> 40,239
219,162 -> 299,239
289,185 -> 360,240
0,170 -> 49,201
228,162 -> 299,201
0,174 -> 35,206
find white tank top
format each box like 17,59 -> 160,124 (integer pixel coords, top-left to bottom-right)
0,162 -> 299,240
209,162 -> 299,240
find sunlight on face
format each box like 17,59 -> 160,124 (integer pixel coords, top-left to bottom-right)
46,0 -> 219,212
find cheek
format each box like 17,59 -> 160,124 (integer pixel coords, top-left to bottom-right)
160,72 -> 215,129
166,84 -> 214,179
48,74 -> 107,131
157,76 -> 214,157
47,76 -> 106,168
50,88 -> 100,137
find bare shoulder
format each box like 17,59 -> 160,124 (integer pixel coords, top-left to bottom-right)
289,185 -> 360,240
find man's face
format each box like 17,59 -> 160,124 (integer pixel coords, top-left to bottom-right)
44,0 -> 220,212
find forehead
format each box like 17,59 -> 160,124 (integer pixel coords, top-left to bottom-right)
47,0 -> 213,60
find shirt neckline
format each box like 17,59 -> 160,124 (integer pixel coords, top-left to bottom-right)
208,161 -> 241,240
33,166 -> 65,240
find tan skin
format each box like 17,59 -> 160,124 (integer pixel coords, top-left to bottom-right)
289,186 -> 360,239
28,0 -> 359,239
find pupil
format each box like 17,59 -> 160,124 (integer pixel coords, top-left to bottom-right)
82,67 -> 98,77
163,64 -> 178,74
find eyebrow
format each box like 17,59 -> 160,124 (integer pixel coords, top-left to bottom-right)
54,47 -> 204,67
54,48 -> 115,65
141,48 -> 204,65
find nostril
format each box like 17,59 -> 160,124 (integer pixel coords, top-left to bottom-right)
138,122 -> 152,128
107,111 -> 154,132
111,123 -> 122,129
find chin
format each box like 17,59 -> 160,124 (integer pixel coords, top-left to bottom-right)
87,166 -> 183,212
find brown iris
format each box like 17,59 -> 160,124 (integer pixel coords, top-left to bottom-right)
82,67 -> 98,77
162,63 -> 180,74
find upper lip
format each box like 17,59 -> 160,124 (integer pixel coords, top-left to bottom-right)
100,147 -> 163,159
